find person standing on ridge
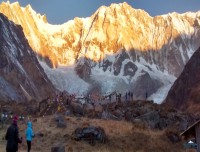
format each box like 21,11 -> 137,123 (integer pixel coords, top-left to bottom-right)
5,115 -> 22,152
25,121 -> 35,152
125,92 -> 128,102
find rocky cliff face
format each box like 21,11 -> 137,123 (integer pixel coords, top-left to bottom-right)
165,46 -> 200,113
1,2 -> 200,103
0,13 -> 56,102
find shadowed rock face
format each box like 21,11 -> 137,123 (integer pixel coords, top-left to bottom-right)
130,72 -> 163,99
165,47 -> 200,113
0,13 -> 56,102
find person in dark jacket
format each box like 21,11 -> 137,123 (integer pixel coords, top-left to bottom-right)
25,121 -> 34,152
5,115 -> 22,152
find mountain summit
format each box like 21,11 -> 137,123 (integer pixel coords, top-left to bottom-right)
0,2 -> 200,103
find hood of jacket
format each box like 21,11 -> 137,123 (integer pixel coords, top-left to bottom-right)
27,121 -> 32,128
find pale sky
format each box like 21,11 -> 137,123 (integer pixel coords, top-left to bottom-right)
1,0 -> 200,24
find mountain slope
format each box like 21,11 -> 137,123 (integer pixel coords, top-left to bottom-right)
0,13 -> 56,102
165,46 -> 200,113
1,2 -> 200,103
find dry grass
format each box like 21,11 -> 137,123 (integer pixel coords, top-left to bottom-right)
0,115 -> 192,152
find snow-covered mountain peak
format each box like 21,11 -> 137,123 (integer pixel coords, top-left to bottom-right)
1,2 -> 200,103
3,1 -> 19,6
24,4 -> 48,23
95,2 -> 152,20
0,1 -> 47,24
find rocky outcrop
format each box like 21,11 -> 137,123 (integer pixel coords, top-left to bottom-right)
0,13 -> 56,102
165,47 -> 200,113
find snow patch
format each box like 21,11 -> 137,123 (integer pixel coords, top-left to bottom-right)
39,61 -> 90,95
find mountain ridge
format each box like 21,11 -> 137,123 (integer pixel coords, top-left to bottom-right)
0,12 -> 56,102
165,46 -> 200,113
0,2 -> 200,103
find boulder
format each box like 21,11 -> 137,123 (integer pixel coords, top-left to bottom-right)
83,103 -> 94,114
70,102 -> 84,116
51,146 -> 65,152
53,114 -> 67,128
54,114 -> 65,122
94,104 -> 103,113
112,109 -> 123,119
136,111 -> 160,129
57,119 -> 67,128
72,126 -> 107,145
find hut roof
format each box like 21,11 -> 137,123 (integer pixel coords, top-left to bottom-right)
180,120 -> 200,139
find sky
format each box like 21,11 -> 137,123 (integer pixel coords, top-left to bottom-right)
1,0 -> 200,24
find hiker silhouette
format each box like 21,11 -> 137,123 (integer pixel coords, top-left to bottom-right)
5,115 -> 22,152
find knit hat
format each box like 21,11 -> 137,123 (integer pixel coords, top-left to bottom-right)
13,115 -> 18,123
